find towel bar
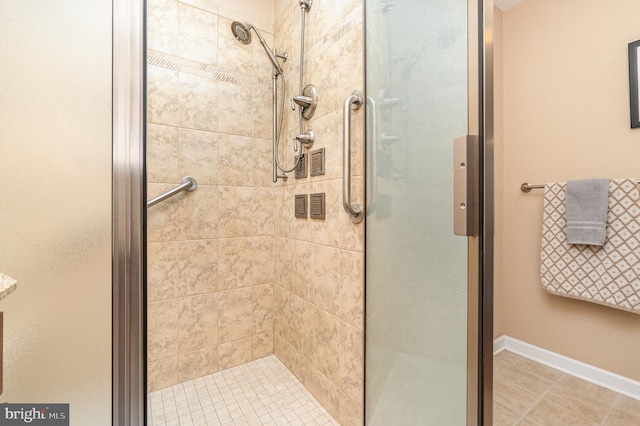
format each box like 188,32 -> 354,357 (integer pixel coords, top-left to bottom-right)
521,181 -> 639,193
520,183 -> 546,192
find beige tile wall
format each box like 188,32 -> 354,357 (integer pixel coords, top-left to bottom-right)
146,0 -> 277,392
273,0 -> 365,424
146,0 -> 366,424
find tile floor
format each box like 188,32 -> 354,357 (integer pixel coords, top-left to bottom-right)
148,349 -> 640,425
147,355 -> 339,426
494,350 -> 640,426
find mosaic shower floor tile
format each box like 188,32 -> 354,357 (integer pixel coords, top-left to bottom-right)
148,355 -> 339,426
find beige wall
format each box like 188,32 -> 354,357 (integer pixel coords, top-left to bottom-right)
272,0 -> 365,424
494,7 -> 505,338
0,0 -> 112,423
146,0 -> 278,391
497,0 -> 640,380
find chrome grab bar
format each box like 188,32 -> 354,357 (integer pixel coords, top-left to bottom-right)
343,90 -> 364,224
147,176 -> 197,207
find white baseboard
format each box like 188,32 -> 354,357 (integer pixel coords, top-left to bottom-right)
493,335 -> 640,401
493,335 -> 507,355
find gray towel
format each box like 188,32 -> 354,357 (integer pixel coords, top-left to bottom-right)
565,178 -> 609,246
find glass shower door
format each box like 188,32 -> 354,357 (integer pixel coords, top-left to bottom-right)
365,0 -> 488,424
0,1 -> 113,423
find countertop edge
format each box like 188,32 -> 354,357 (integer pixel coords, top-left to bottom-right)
0,273 -> 17,302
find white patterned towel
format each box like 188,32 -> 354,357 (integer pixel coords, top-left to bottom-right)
540,178 -> 640,314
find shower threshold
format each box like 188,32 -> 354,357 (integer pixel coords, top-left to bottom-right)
147,355 -> 339,426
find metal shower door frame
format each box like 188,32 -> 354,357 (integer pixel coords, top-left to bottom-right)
113,0 -> 146,424
467,0 -> 494,425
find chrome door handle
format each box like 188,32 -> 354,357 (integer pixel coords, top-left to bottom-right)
343,90 -> 364,223
366,96 -> 376,214
453,135 -> 478,236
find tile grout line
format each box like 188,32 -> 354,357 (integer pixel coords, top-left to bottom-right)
498,351 -> 640,425
601,405 -> 616,426
508,369 -> 567,425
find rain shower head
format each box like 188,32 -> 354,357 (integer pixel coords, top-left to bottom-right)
230,21 -> 283,75
231,21 -> 251,45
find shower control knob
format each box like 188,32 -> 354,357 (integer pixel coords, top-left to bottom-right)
294,130 -> 314,149
293,84 -> 318,120
292,95 -> 313,108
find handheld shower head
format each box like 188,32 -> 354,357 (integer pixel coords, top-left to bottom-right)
230,21 -> 283,75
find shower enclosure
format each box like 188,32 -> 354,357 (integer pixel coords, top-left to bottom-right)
0,0 -> 493,424
142,0 -> 492,423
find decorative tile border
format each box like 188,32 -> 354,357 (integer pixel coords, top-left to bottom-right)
320,7 -> 363,48
147,49 -> 273,93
